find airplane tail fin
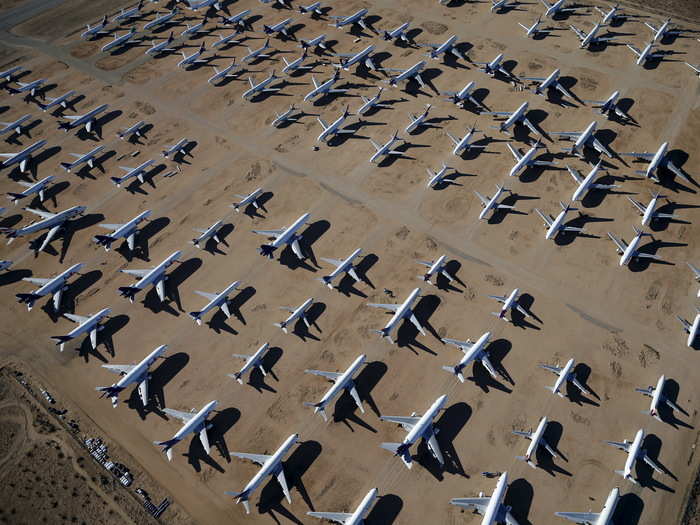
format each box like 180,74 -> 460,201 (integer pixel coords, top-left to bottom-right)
382,30 -> 391,40
110,176 -> 126,187
303,401 -> 327,421
373,328 -> 393,344
274,321 -> 288,333
258,244 -> 277,258
316,276 -> 333,288
153,438 -> 180,461
225,490 -> 252,513
490,311 -> 509,321
93,234 -> 118,251
6,192 -> 26,203
50,335 -> 72,352
15,293 -> 41,310
118,286 -> 140,303
188,312 -> 203,325
442,365 -> 464,382
95,385 -> 124,406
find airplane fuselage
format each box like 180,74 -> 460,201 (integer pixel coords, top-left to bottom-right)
1,139 -> 47,170
620,231 -> 644,266
384,287 -> 421,333
13,205 -> 85,238
173,400 -> 219,442
501,102 -> 528,132
67,307 -> 111,339
237,434 -> 299,498
479,187 -> 506,220
552,358 -> 575,395
114,344 -> 167,392
404,394 -> 447,446
509,144 -> 539,177
317,354 -> 366,406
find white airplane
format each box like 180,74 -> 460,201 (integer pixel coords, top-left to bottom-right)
191,219 -> 224,248
627,42 -> 665,67
7,174 -> 55,205
93,209 -> 152,252
283,51 -> 313,74
304,354 -> 366,421
81,15 -> 109,40
584,90 -> 632,121
555,487 -> 620,525
426,163 -> 455,189
110,159 -> 155,187
423,35 -> 465,61
38,90 -> 77,112
263,18 -> 294,39
688,262 -> 700,298
272,105 -> 298,127
357,88 -> 391,115
114,1 -> 145,23
300,33 -> 327,51
677,309 -> 700,347
252,212 -> 309,259
369,130 -> 403,163
225,434 -> 299,513
96,344 -> 167,407
50,307 -> 111,352
570,22 -> 616,48
260,0 -> 292,9
492,0 -> 522,12
619,142 -> 689,184
178,42 -> 208,68
274,297 -> 314,333
476,184 -> 514,220
60,145 -> 104,172
329,8 -> 369,31
146,32 -> 176,55
189,280 -> 241,325
0,260 -> 12,272
181,17 -> 210,38
507,139 -> 558,178
162,138 -> 189,159
0,114 -> 31,138
685,62 -> 700,78
242,70 -> 281,100
541,357 -> 591,397
367,287 -> 424,344
627,192 -> 675,226
304,70 -> 347,101
514,416 -> 556,468
636,374 -> 682,420
335,45 -> 376,72
472,53 -> 513,79
231,187 -> 263,212
118,250 -> 181,302
221,9 -> 252,31
541,0 -> 578,18
16,262 -> 84,311
308,488 -> 378,524
442,331 -> 500,382
208,61 -> 239,85
2,205 -> 85,252
383,22 -> 411,43
379,394 -> 447,469
144,9 -> 178,31
117,120 -> 146,140
567,161 -> 618,201
154,400 -> 219,461
299,2 -> 323,16
8,77 -> 46,98
101,28 -> 139,53
0,66 -> 23,84
442,81 -> 483,109
607,226 -> 660,266
187,0 -> 223,11
535,202 -> 583,240
317,248 -> 362,288
58,104 -> 109,134
521,68 -> 574,101
519,17 -> 550,38
596,3 -> 626,24
416,255 -> 454,285
482,101 -> 538,136
212,31 -> 242,50
606,428 -> 664,484
489,288 -> 530,322
405,104 -> 431,134
383,60 -> 427,87
446,123 -> 484,156
450,472 -> 520,525
552,121 -> 612,158
646,18 -> 684,43
228,342 -> 271,384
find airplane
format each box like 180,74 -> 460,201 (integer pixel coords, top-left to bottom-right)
208,61 -> 239,84
567,161 -> 618,201
60,145 -> 104,172
551,121 -> 613,158
58,104 -> 109,134
304,354 -> 366,421
0,114 -> 31,138
242,71 -> 281,100
110,159 -> 155,187
405,104 -> 431,134
596,3 -> 626,24
607,226 -> 660,266
260,0 -> 293,9
7,174 -> 55,205
584,90 -> 633,121
335,45 -> 376,72
423,35 -> 466,62
0,66 -> 23,84
180,17 -> 209,38
446,123 -> 484,156
0,260 -> 12,272
118,250 -> 182,303
154,400 -> 219,461
263,18 -> 294,39
426,163 -> 455,189
383,22 -> 411,44
274,297 -> 314,333
555,487 -> 619,524
507,139 -> 557,178
442,81 -> 483,109
242,39 -> 272,63
686,62 -> 700,78
317,106 -> 355,142
357,88 -> 391,115
472,53 -> 514,80
212,31 -> 242,50
541,0 -> 578,18
252,212 -> 309,258
606,428 -> 664,484
231,187 -> 263,212
383,60 -> 427,87
540,357 -> 591,397
482,101 -> 538,136
271,104 -> 299,127
416,255 -> 454,285
178,42 -> 208,68
513,416 -> 557,468
627,42 -> 665,67
144,9 -> 179,31
146,32 -> 177,55
677,309 -> 700,347
282,50 -> 313,73
369,130 -> 403,163
627,192 -> 676,226
570,22 -> 616,48
101,28 -> 139,53
492,0 -> 523,11
636,374 -> 683,420
450,472 -> 519,525
186,0 -> 223,11
379,394 -> 447,469
114,1 -> 145,23
225,434 -> 300,513
220,10 -> 253,31
50,307 -> 111,352
519,17 -> 551,38
228,342 -> 271,384
476,184 -> 514,220
441,331 -> 501,382
191,219 -> 224,248
117,120 -> 146,140
618,142 -> 690,184
317,247 -> 362,288
189,280 -> 242,325
366,287 -> 424,344
300,34 -> 327,51
308,488 -> 378,524
96,344 -> 167,407
2,205 -> 85,252
329,8 -> 370,31
688,262 -> 700,298
299,2 -> 324,16
489,288 -> 530,322
646,17 -> 684,43
16,262 -> 84,311
162,138 -> 189,159
535,202 -> 583,240
304,70 -> 347,101
38,89 -> 77,112
520,68 -> 575,101
7,77 -> 46,98
93,209 -> 152,252
81,15 -> 110,40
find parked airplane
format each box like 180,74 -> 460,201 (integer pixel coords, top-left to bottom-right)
299,1 -> 324,16
300,33 -> 327,51
383,22 -> 411,43
118,250 -> 181,302
186,0 -> 223,11
221,9 -> 253,30
450,472 -> 519,525
489,288 -> 529,322
422,35 -> 465,61
555,487 -> 619,524
50,307 -> 111,352
146,32 -> 176,55
521,68 -> 574,101
231,187 -> 263,212
110,159 -> 155,187
335,45 -> 376,72
596,3 -> 627,24
81,15 -> 109,40
225,434 -> 300,513
606,428 -> 664,483
263,18 -> 294,39
405,104 -> 431,134
93,209 -> 152,251
308,488 -> 378,524
162,138 -> 189,159
329,8 -> 369,31
442,331 -> 500,382
607,226 -> 660,266
117,120 -> 146,140
519,17 -> 550,38
304,354 -> 366,421
212,31 -> 242,50
507,139 -> 557,178
442,81 -> 483,109
541,0 -> 578,18
208,61 -> 239,85
317,248 -> 362,288
190,220 -> 223,248
154,400 -> 219,461
646,17 -> 684,43
636,374 -> 682,420
570,22 -> 616,48
114,1 -> 145,23
101,28 -> 139,53
379,394 -> 447,468
627,42 -> 665,67
0,66 -> 22,84
567,161 -> 617,201
535,202 -> 583,240
584,90 -> 632,121
494,0 -> 524,12
242,70 -> 281,100
7,174 -> 55,205
60,145 -> 104,172
426,163 -> 455,188
228,342 -> 271,384
283,51 -> 313,73
447,123 -> 484,156
304,70 -> 347,101
513,416 -> 556,469
16,262 -> 84,311
541,357 -> 591,397
688,262 -> 700,298
58,104 -> 109,134
181,17 -> 210,38
189,280 -> 241,325
367,287 -> 424,344
686,62 -> 700,77
260,0 -> 293,9
627,192 -> 675,226
38,90 -> 77,112
0,260 -> 12,272
96,344 -> 167,407
274,297 -> 314,333
476,184 -> 514,220
552,121 -> 612,158
272,104 -> 298,127
178,42 -> 208,68
416,255 -> 454,285
472,53 -> 514,79
677,309 -> 700,347
357,88 -> 391,115
619,142 -> 689,184
369,130 -> 403,163
2,205 -> 85,252
383,60 -> 427,87
482,101 -> 538,135
144,9 -> 178,31
0,114 -> 31,138
8,77 -> 46,98
252,212 -> 309,258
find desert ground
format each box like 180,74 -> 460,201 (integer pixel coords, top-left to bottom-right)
0,0 -> 699,524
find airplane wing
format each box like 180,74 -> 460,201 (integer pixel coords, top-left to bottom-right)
550,131 -> 582,139
252,228 -> 285,237
163,408 -> 196,423
635,252 -> 662,260
566,166 -> 583,184
23,277 -> 51,286
488,294 -> 508,303
641,452 -> 664,474
626,197 -> 647,214
497,507 -> 521,525
506,143 -> 523,162
522,118 -> 540,136
605,440 -> 630,452
306,370 -> 342,380
635,386 -> 654,397
442,337 -> 473,351
121,268 -> 151,278
562,226 -> 584,233
380,415 -> 420,431
24,208 -> 57,219
626,44 -> 641,56
540,363 -> 562,374
366,303 -> 399,312
474,191 -> 491,207
607,232 -> 628,252
416,259 -> 433,268
554,511 -> 600,524
306,512 -> 354,524
231,452 -> 272,466
570,25 -> 586,40
138,380 -> 148,407
535,208 -> 554,227
156,279 -> 166,302
199,427 -> 211,455
290,239 -> 304,260
317,118 -> 329,130
445,131 -> 460,147
450,497 -> 490,513
618,151 -> 654,159
275,466 -> 292,504
195,290 -> 219,301
319,257 -> 343,267
64,313 -> 89,323
665,160 -> 690,183
102,364 -> 136,375
98,223 -> 125,231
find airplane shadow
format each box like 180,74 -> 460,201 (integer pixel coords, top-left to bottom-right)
613,493 -> 644,525
535,421 -> 572,477
417,401 -> 471,480
365,494 -> 402,524
184,407 -> 241,473
333,360 -> 387,432
396,294 -> 440,354
467,339 -> 513,394
117,216 -> 171,262
503,478 -> 534,525
244,346 -> 283,394
657,378 -> 693,429
566,363 -> 600,406
292,302 -> 325,342
635,434 -> 676,492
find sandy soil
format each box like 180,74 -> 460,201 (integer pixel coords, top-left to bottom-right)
0,0 -> 699,524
